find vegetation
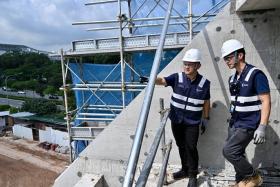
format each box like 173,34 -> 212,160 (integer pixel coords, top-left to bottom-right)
0,105 -> 10,111
0,51 -> 123,114
0,51 -> 62,96
0,104 -> 20,113
0,98 -> 58,116
22,99 -> 57,115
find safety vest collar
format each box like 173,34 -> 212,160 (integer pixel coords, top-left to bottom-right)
178,72 -> 206,88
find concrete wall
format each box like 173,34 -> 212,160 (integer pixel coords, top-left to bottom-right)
0,117 -> 5,127
54,1 -> 280,186
39,127 -> 69,147
236,0 -> 280,11
13,125 -> 33,140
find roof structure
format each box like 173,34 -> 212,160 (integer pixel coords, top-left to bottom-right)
0,111 -> 10,117
9,112 -> 35,118
14,114 -> 66,126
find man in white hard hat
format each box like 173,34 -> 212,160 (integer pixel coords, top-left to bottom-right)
221,39 -> 271,187
155,48 -> 211,187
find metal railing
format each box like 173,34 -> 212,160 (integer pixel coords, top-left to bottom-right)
157,140 -> 172,187
122,0 -> 174,186
135,98 -> 171,187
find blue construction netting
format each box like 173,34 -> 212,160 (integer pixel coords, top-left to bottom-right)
70,49 -> 180,122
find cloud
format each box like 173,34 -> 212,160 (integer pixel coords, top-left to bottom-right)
0,0 -> 118,51
0,0 -> 213,52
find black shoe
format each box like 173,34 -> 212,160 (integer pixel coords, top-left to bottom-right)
187,178 -> 197,187
172,169 -> 188,180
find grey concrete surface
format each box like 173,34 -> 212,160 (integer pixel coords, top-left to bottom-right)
236,0 -> 280,11
74,173 -> 105,187
54,1 -> 280,186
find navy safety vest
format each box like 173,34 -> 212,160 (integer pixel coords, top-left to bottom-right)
229,64 -> 262,129
169,72 -> 210,125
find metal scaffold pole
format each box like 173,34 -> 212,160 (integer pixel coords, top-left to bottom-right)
118,0 -> 126,109
122,0 -> 174,185
188,0 -> 193,41
60,49 -> 73,162
127,0 -> 133,35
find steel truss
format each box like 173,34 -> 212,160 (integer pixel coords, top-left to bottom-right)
60,0 -> 229,161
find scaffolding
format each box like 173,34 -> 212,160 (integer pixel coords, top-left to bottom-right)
60,0 -> 229,161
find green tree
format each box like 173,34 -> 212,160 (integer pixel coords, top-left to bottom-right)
0,105 -> 10,111
0,52 -> 63,92
44,85 -> 56,95
22,99 -> 57,115
25,80 -> 39,91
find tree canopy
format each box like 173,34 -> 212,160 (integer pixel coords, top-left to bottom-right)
22,99 -> 57,115
0,51 -> 62,96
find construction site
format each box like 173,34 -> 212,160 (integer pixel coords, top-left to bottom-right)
1,0 -> 280,186
54,0 -> 280,186
0,135 -> 68,187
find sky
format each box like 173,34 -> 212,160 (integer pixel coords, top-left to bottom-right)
0,0 -> 118,52
0,0 -> 214,52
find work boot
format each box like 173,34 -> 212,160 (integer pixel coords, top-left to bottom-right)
227,183 -> 238,187
238,172 -> 263,187
187,177 -> 197,187
235,181 -> 246,187
172,169 -> 188,180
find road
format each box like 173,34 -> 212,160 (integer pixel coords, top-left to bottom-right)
0,88 -> 65,110
0,89 -> 63,100
0,98 -> 24,108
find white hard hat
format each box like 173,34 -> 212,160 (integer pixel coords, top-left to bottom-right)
182,48 -> 201,62
221,39 -> 244,58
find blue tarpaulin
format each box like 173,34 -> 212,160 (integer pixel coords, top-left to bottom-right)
69,50 -> 179,154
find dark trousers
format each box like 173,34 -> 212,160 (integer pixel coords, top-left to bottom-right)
223,126 -> 255,182
171,123 -> 199,177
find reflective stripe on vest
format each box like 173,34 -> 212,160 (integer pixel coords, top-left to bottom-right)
235,105 -> 262,112
198,77 -> 206,88
173,93 -> 204,104
230,95 -> 259,103
170,100 -> 203,111
230,72 -> 236,83
230,67 -> 259,84
245,67 -> 258,81
178,72 -> 183,83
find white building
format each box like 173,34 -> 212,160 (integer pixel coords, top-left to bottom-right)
0,111 -> 10,132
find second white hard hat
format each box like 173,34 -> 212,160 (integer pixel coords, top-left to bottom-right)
221,39 -> 244,58
182,48 -> 201,62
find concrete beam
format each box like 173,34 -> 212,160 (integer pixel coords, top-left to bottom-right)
236,0 -> 280,11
